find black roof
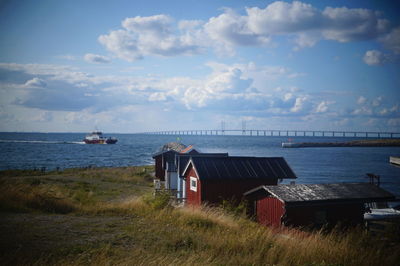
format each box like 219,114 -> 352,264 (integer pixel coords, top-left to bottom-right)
184,156 -> 297,180
244,183 -> 395,204
177,153 -> 228,176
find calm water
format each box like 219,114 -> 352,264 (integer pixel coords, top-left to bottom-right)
1,132 -> 399,197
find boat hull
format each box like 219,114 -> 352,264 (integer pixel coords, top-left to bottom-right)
83,138 -> 117,144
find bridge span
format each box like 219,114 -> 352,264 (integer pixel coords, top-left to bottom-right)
142,129 -> 400,138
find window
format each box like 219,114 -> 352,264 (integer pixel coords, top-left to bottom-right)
190,176 -> 197,192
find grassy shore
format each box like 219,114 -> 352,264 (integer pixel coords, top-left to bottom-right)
1,166 -> 399,265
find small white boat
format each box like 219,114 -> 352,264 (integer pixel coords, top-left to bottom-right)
364,208 -> 400,221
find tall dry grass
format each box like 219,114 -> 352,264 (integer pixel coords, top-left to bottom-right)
63,196 -> 400,266
1,166 -> 399,266
0,183 -> 76,213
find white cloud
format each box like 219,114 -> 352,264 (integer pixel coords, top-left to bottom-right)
293,33 -> 320,50
148,92 -> 168,102
284,93 -> 294,102
380,27 -> 400,54
204,8 -> 270,55
2,62 -> 399,132
205,68 -> 252,94
24,77 -> 47,88
315,100 -> 334,113
99,29 -> 142,61
181,67 -> 255,109
379,104 -> 399,116
351,96 -> 399,119
84,53 -> 111,64
290,96 -> 309,113
363,50 -> 388,65
97,2 -> 393,61
246,1 -> 321,35
34,111 -> 53,122
321,7 -> 388,42
357,96 -> 367,105
246,2 -> 389,45
99,15 -> 203,61
372,96 -> 383,107
352,106 -> 373,115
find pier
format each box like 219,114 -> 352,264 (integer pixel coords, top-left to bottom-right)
140,129 -> 400,138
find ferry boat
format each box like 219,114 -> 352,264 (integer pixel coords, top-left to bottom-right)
83,131 -> 117,144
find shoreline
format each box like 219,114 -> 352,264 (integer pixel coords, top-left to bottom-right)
282,139 -> 400,148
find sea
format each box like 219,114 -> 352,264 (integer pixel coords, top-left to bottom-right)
0,132 -> 399,197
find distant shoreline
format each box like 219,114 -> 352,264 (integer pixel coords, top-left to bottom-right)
282,139 -> 400,148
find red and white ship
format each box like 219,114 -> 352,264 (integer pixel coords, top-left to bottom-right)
83,131 -> 117,144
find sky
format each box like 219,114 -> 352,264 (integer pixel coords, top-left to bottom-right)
0,0 -> 399,133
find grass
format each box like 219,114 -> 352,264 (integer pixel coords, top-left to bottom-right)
0,166 -> 399,265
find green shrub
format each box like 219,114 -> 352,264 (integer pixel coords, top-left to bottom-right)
221,198 -> 247,217
142,191 -> 172,210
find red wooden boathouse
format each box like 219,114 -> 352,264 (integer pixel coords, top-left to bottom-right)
182,156 -> 297,205
152,142 -> 228,200
244,183 -> 395,228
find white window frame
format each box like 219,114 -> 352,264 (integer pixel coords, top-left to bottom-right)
190,176 -> 197,192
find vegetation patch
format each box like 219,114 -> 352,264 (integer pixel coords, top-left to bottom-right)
0,165 -> 399,266
0,183 -> 76,213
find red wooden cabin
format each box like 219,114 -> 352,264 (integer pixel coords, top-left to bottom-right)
244,183 -> 395,228
182,156 -> 297,206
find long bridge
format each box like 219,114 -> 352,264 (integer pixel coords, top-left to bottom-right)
141,129 -> 400,138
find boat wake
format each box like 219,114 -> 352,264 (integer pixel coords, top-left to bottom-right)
0,139 -> 86,145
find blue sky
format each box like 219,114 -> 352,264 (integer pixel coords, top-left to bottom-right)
0,0 -> 399,133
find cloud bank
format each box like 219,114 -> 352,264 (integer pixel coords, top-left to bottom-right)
1,61 -> 399,132
98,1 -> 394,60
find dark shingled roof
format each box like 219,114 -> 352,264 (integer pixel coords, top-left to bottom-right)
152,142 -> 188,158
178,153 -> 229,176
245,183 -> 395,204
185,156 -> 297,180
160,142 -> 187,152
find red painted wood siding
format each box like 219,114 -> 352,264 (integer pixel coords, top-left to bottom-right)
256,197 -> 284,227
185,166 -> 201,205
